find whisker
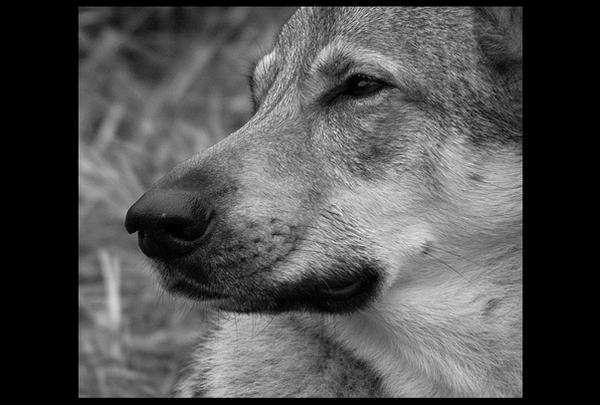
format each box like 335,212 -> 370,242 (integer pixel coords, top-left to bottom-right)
252,314 -> 277,339
423,250 -> 471,283
427,245 -> 484,268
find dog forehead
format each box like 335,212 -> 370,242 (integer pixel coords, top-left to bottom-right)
275,7 -> 476,70
283,8 -> 473,41
276,7 -> 389,53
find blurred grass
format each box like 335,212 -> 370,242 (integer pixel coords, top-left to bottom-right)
78,7 -> 295,397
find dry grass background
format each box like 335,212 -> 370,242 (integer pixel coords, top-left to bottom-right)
78,7 -> 295,397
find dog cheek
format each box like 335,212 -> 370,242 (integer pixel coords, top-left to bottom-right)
321,184 -> 438,287
349,106 -> 415,181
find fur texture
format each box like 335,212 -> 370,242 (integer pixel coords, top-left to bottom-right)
129,7 -> 522,397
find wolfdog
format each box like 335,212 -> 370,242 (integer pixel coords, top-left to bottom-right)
125,6 -> 522,397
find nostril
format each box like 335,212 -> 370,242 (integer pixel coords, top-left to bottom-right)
125,190 -> 217,258
163,221 -> 189,241
162,219 -> 201,242
161,209 -> 216,243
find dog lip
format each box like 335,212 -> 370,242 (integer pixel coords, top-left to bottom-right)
320,279 -> 363,297
166,278 -> 230,300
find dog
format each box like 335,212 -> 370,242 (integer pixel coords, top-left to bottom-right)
125,6 -> 522,397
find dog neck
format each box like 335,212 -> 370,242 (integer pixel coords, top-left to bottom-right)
313,242 -> 522,397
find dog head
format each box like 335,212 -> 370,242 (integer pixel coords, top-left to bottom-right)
125,7 -> 522,315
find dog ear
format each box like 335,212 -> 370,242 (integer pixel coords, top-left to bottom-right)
473,7 -> 522,76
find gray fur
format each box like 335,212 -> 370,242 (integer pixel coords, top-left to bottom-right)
176,315 -> 383,397
136,7 -> 522,397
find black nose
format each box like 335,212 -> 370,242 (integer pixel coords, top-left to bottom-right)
124,189 -> 216,259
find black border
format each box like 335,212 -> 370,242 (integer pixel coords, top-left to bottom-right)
17,2 -> 557,399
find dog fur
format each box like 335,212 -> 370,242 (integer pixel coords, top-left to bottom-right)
133,7 -> 522,397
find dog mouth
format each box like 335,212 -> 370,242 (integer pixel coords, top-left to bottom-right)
218,263 -> 380,314
156,255 -> 381,314
319,278 -> 364,298
164,272 -> 367,308
164,277 -> 231,301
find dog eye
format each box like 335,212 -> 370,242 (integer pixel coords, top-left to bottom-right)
342,74 -> 388,99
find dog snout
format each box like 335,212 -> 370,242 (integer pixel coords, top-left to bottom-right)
125,189 -> 216,259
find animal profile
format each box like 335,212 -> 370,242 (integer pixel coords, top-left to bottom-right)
125,6 -> 522,397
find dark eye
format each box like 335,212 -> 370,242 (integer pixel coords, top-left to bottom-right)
342,74 -> 388,99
